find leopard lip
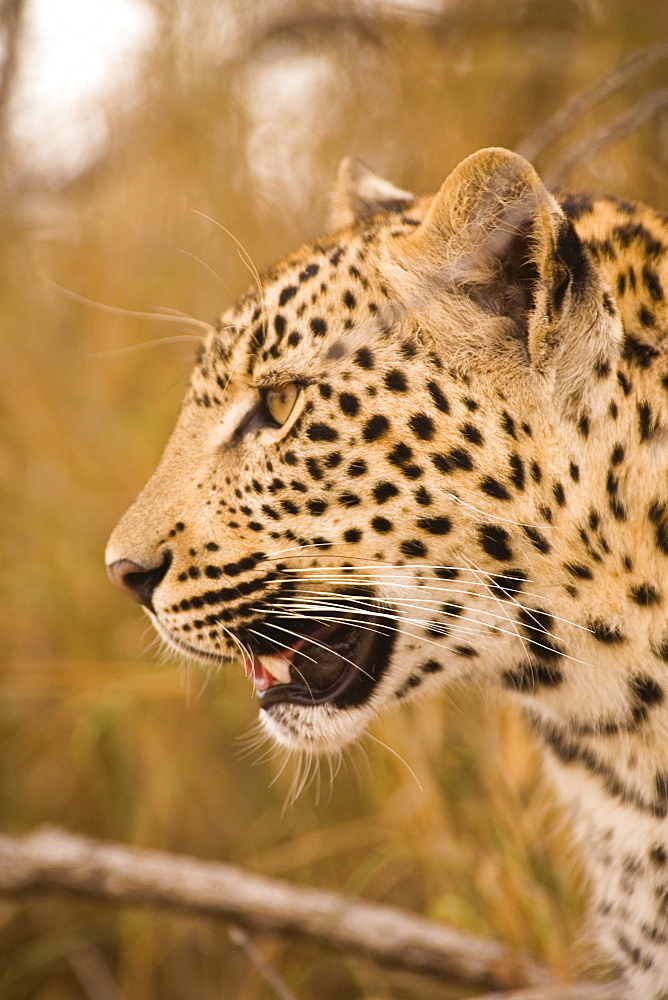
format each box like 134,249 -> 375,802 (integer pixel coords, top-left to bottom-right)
256,618 -> 394,709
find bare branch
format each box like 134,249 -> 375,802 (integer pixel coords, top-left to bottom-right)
0,825 -> 552,991
544,86 -> 668,188
517,37 -> 668,162
469,982 -> 622,1000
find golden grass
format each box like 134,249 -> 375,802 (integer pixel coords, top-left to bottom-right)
1,2 -> 666,996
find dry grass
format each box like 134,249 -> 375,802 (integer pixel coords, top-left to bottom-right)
1,2 -> 666,996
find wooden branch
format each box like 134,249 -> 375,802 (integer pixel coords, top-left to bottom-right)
0,825 -> 553,991
544,85 -> 668,188
469,982 -> 622,1000
517,36 -> 668,162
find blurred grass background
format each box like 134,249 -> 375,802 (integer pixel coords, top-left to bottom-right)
1,0 -> 667,996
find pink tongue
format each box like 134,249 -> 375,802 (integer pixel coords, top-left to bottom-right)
245,655 -> 295,692
246,660 -> 274,692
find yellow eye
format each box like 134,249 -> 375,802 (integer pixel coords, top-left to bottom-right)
264,384 -> 300,426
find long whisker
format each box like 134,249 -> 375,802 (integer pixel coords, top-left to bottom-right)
43,275 -> 213,332
365,732 -> 423,792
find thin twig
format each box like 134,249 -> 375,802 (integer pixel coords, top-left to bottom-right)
0,825 -> 552,991
517,36 -> 668,162
229,926 -> 299,1000
544,85 -> 668,188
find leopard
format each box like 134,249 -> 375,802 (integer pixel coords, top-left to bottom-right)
107,147 -> 668,997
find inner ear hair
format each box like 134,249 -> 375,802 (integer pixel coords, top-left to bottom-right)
333,157 -> 415,229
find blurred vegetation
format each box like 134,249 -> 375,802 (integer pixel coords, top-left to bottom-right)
1,0 -> 667,996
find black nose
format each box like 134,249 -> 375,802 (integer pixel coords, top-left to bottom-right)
106,551 -> 172,610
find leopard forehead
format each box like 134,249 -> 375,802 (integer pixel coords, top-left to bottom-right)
194,215 -> 418,393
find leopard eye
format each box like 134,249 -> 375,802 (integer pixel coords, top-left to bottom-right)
264,384 -> 300,426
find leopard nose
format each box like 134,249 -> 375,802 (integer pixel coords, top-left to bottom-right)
106,552 -> 172,610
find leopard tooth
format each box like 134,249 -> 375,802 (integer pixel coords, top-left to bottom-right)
258,655 -> 292,683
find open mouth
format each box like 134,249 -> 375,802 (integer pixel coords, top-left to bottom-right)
246,618 -> 395,710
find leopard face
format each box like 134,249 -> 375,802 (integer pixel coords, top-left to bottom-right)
106,148 -> 664,761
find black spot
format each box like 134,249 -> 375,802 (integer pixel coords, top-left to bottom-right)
501,411 -> 516,438
651,845 -> 668,866
422,659 -> 443,673
354,347 -> 374,369
325,451 -> 341,468
347,459 -> 366,477
427,381 -> 450,414
372,516 -> 392,533
623,334 -> 658,368
529,461 -> 542,484
454,645 -> 477,657
310,317 -> 327,337
339,392 -> 360,416
461,423 -> 483,445
416,516 -> 452,535
611,444 -> 625,466
384,370 -> 408,392
305,458 -> 323,480
279,285 -> 297,306
409,413 -> 435,440
343,290 -> 356,309
280,499 -> 299,514
522,525 -> 551,554
318,383 -> 332,399
363,415 -> 390,442
287,331 -> 301,347
400,539 -> 427,557
273,314 -> 286,337
639,305 -> 655,328
480,476 -> 511,501
502,661 -> 563,692
518,607 -> 562,660
449,448 -> 474,471
388,442 -> 412,466
435,567 -> 459,580
344,528 -> 362,543
415,486 -> 432,506
489,569 -> 527,598
578,414 -> 590,438
306,498 -> 327,516
564,562 -> 593,580
629,583 -> 661,606
643,264 -> 665,302
569,462 -> 580,482
373,481 -> 399,503
617,372 -> 632,398
590,619 -> 625,644
478,524 -> 513,561
638,401 -> 653,441
442,601 -> 462,618
338,492 -> 361,507
539,505 -> 553,524
610,497 -> 627,521
509,454 -> 525,490
630,674 -> 663,709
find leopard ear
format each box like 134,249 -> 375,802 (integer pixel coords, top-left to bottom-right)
388,147 -> 567,344
386,148 -> 618,415
332,157 -> 415,229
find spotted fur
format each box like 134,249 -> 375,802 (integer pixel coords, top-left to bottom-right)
107,148 -> 668,997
